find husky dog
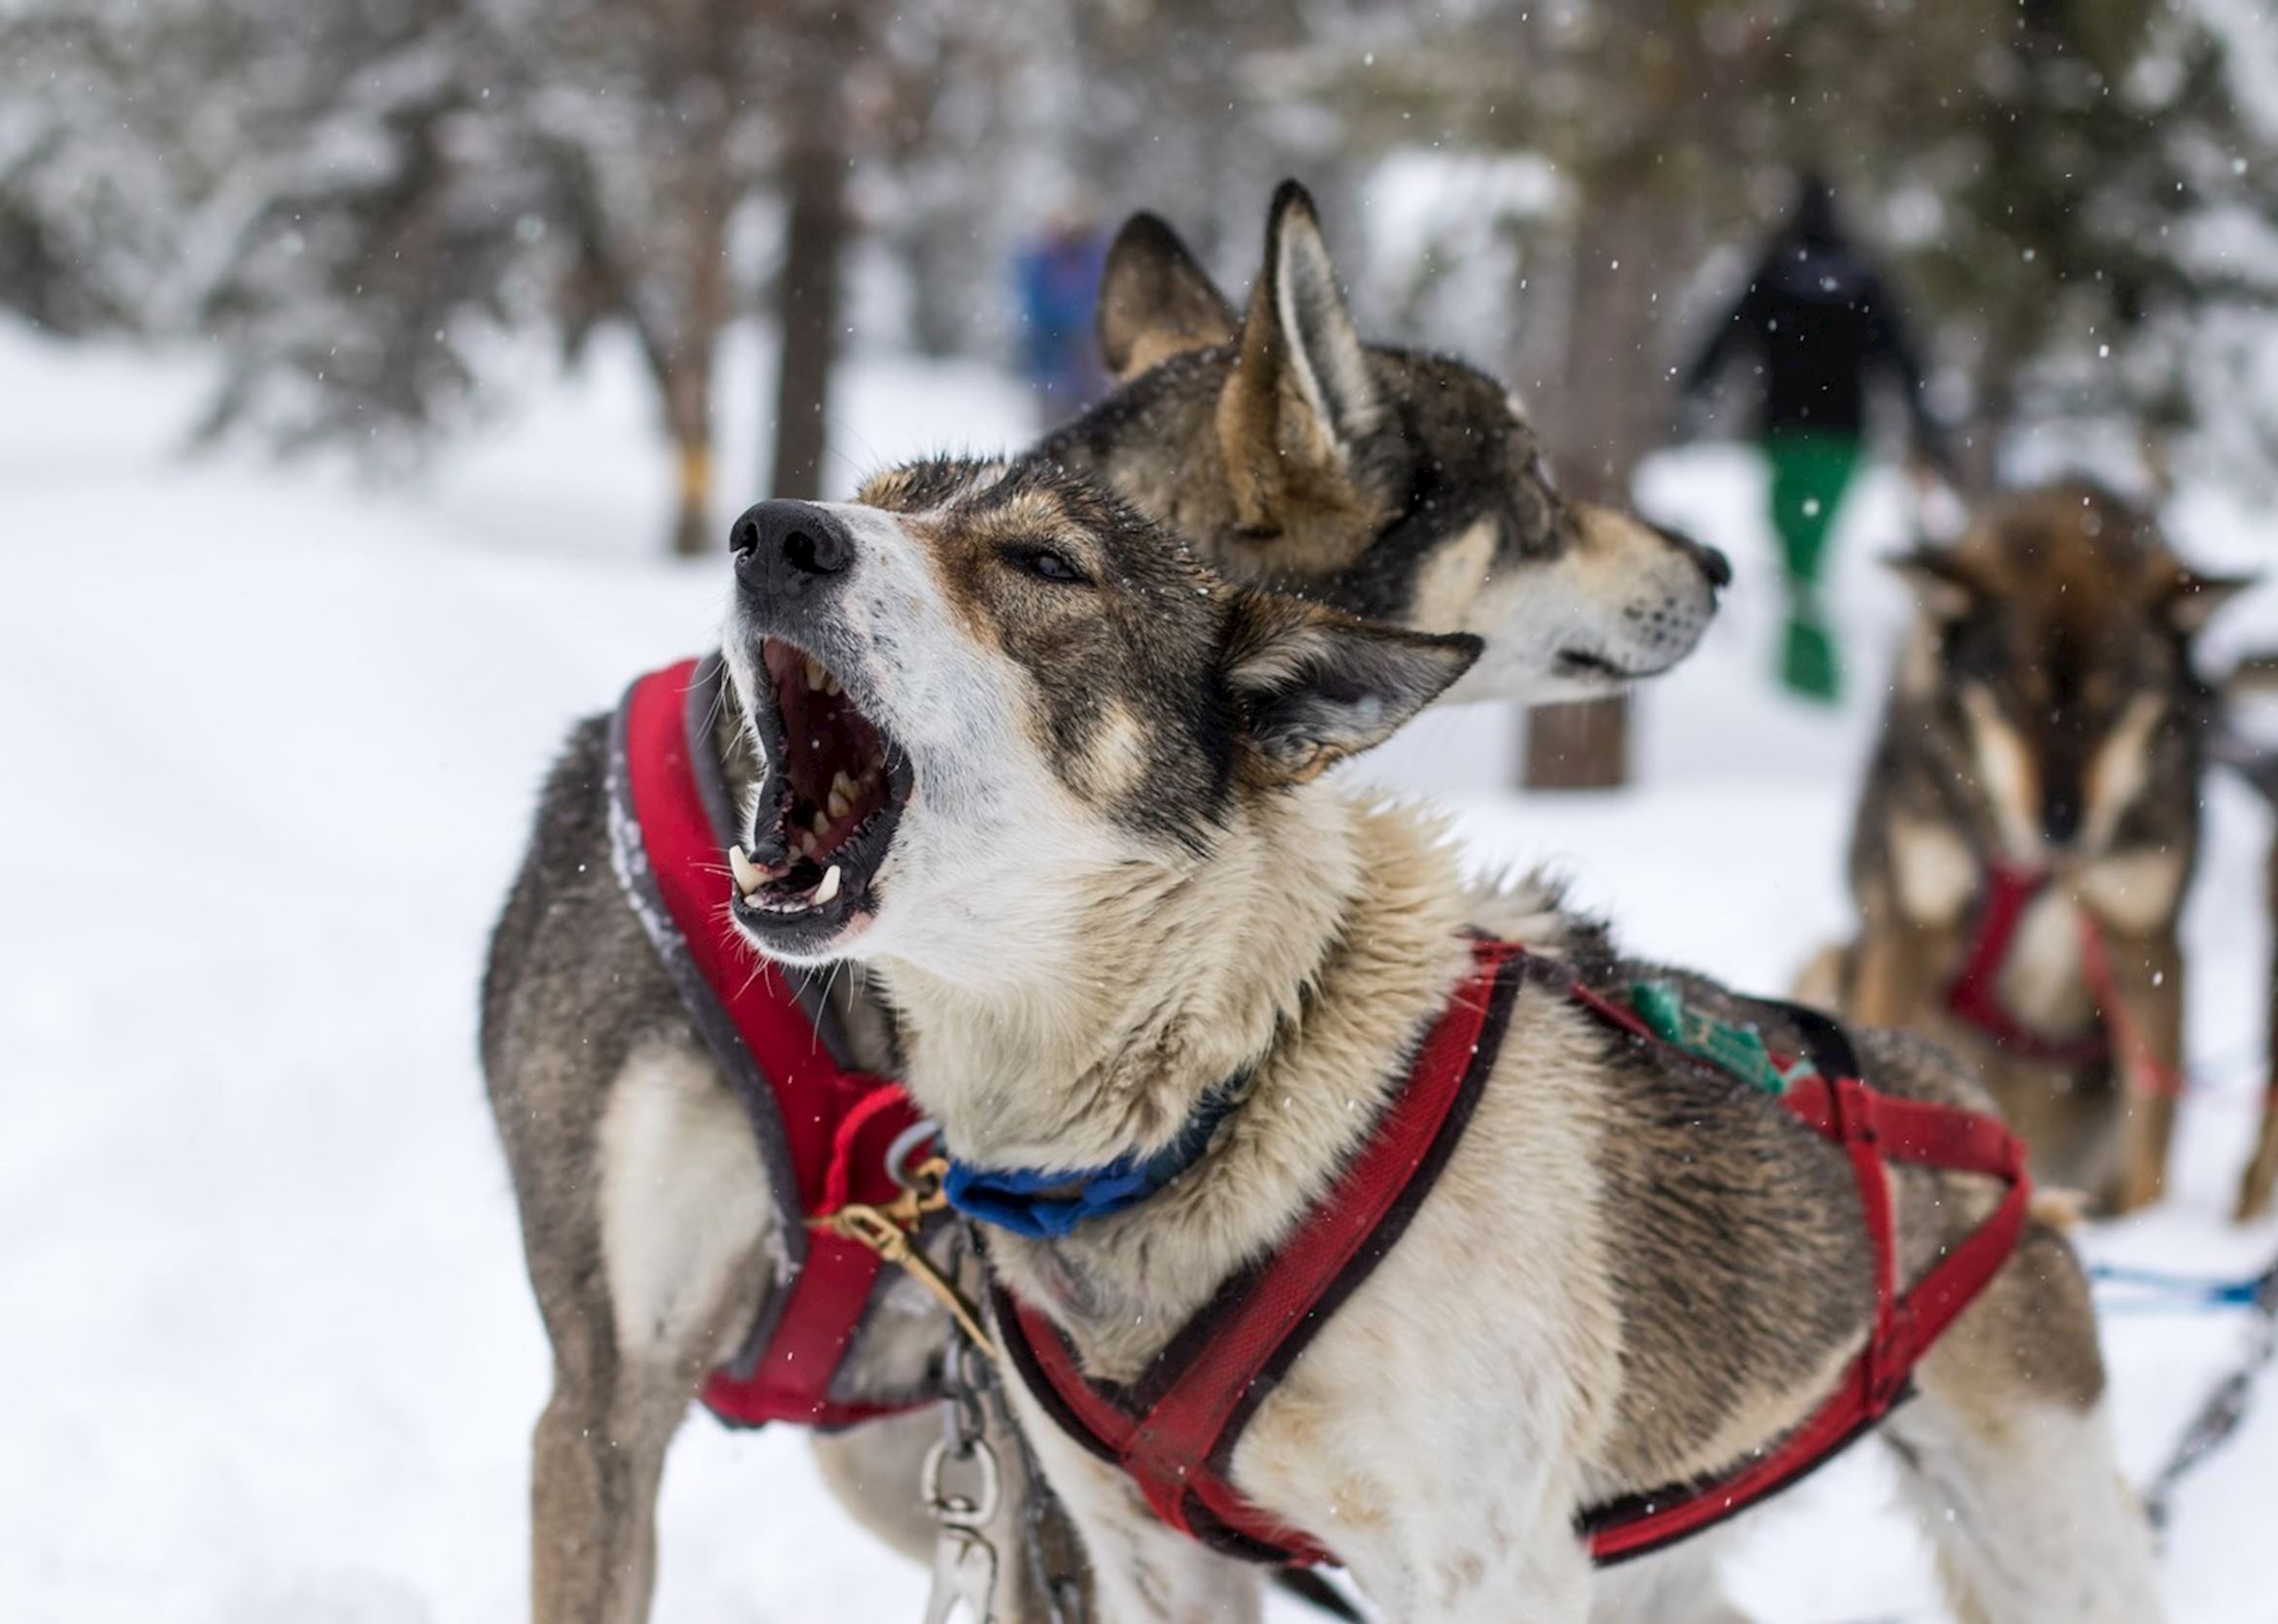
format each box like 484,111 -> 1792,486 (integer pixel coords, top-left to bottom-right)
2244,834 -> 2278,1218
720,457 -> 2159,1624
1805,483 -> 2245,1211
2215,656 -> 2278,1219
482,182 -> 1727,1624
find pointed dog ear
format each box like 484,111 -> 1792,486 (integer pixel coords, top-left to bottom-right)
1224,592 -> 1480,785
2155,563 -> 2256,638
1097,212 -> 1238,382
1217,181 -> 1388,533
1887,546 -> 1989,622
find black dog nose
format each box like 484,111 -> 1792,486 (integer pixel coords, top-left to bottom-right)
2043,782 -> 2084,848
731,499 -> 855,592
1652,522 -> 1732,590
1643,520 -> 1731,590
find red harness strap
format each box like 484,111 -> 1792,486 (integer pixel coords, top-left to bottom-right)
1947,863 -> 2184,1100
613,658 -> 932,1429
999,944 -> 2032,1571
1000,937 -> 1528,1565
1946,863 -> 2108,1067
1568,989 -> 2031,1561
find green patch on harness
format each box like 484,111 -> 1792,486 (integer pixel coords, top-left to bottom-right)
1626,981 -> 1813,1096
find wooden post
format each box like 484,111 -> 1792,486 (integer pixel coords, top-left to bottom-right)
1523,695 -> 1631,791
769,130 -> 848,502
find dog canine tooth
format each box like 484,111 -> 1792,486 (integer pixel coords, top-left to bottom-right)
730,845 -> 764,896
814,864 -> 842,905
825,674 -> 843,697
805,657 -> 828,692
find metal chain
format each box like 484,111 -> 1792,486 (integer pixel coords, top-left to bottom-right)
918,1225 -> 1089,1624
923,1331 -> 1004,1624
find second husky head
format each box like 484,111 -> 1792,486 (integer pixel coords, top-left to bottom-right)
1047,182 -> 1727,705
720,458 -> 1477,972
1892,481 -> 2249,863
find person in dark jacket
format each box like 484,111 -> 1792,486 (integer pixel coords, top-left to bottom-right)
1677,176 -> 1946,700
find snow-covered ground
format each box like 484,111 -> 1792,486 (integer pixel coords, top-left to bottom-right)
4,320 -> 2275,1623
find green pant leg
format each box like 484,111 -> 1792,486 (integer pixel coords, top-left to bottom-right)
1765,429 -> 1861,588
1762,430 -> 1861,701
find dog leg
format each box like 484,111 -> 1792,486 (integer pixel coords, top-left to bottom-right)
1372,1524 -> 1594,1624
1883,1220 -> 2162,1624
1321,1456 -> 1594,1623
811,1411 -> 941,1564
1587,1530 -> 1748,1623
2239,1082 -> 2278,1220
2237,873 -> 2278,1219
1788,941 -> 1850,1016
528,1042 -> 774,1624
1843,916 -> 1955,1033
1000,1382 -> 1260,1624
2098,927 -> 2185,1213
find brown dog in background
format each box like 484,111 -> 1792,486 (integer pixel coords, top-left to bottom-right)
2217,653 -> 2278,1217
1803,481 -> 2247,1211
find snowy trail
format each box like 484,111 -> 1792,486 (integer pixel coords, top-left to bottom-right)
3,324 -> 2275,1621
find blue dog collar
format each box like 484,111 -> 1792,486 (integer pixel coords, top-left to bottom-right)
944,1074 -> 1250,1240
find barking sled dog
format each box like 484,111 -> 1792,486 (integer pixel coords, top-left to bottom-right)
1800,482 -> 2248,1212
719,455 -> 2164,1624
481,182 -> 1727,1623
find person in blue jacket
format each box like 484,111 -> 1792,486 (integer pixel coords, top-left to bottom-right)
1016,210 -> 1109,425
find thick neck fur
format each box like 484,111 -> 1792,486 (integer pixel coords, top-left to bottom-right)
880,786 -> 1366,1170
876,789 -> 1478,1373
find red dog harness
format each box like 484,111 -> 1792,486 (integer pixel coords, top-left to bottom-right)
609,657 -> 936,1428
1947,863 -> 2184,1099
999,939 -> 2033,1569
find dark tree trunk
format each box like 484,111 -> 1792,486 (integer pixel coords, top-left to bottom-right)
649,120 -> 731,558
769,134 -> 848,501
664,361 -> 715,558
1523,692 -> 1631,791
1522,188 -> 1670,791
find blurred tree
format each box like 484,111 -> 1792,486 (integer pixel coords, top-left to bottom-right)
869,0 -> 1351,386
0,0 -> 996,554
1288,0 -> 2278,786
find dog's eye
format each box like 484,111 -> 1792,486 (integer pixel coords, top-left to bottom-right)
1007,547 -> 1091,587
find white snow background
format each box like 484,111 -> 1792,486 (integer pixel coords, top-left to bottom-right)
3,318 -> 2275,1623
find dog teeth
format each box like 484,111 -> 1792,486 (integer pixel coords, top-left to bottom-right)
804,657 -> 828,692
827,788 -> 850,822
814,864 -> 842,905
799,831 -> 819,858
811,811 -> 832,839
730,845 -> 764,896
825,674 -> 842,697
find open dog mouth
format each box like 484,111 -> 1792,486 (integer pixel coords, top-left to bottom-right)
729,637 -> 911,947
